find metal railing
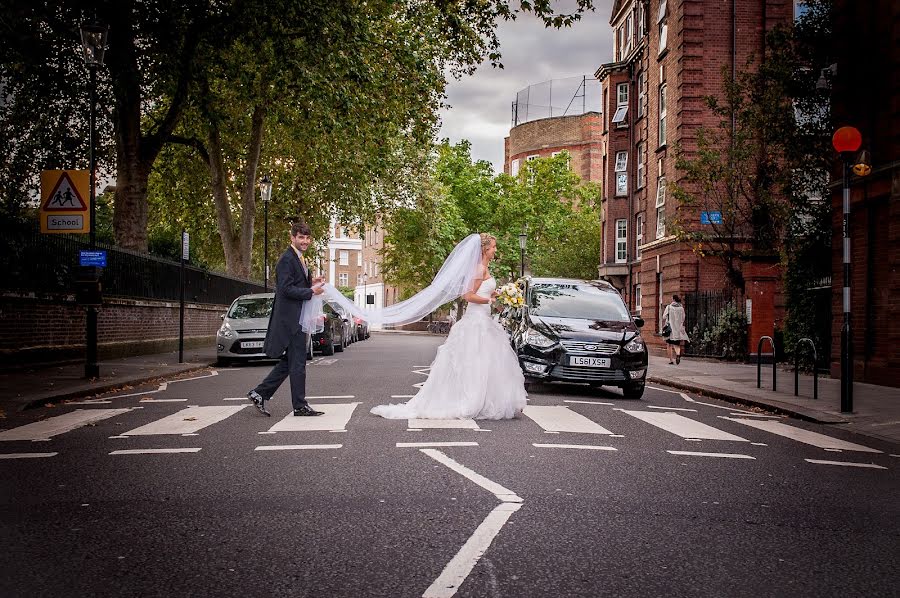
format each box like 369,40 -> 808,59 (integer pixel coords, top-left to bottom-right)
756,336 -> 777,391
794,337 -> 819,400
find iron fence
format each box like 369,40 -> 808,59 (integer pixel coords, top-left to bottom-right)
682,289 -> 747,359
1,227 -> 265,305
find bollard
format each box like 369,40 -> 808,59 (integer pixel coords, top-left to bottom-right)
794,338 -> 818,400
757,336 -> 776,391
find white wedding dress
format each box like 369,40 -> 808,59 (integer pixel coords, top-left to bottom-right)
371,277 -> 528,420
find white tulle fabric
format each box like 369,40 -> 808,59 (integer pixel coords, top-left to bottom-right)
370,277 -> 528,420
298,233 -> 484,334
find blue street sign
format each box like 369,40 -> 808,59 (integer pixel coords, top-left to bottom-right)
701,211 -> 723,225
79,250 -> 107,267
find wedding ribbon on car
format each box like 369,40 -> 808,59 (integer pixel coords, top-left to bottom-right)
298,234 -> 483,334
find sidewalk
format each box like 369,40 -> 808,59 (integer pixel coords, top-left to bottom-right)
646,354 -> 900,447
1,340 -> 898,448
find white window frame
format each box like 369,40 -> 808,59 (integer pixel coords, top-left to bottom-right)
339,250 -> 349,266
357,273 -> 364,285
614,151 -> 628,172
634,284 -> 642,313
657,0 -> 668,54
615,219 -> 628,263
625,14 -> 633,54
658,84 -> 668,146
616,172 -> 628,196
616,26 -> 623,60
655,176 -> 667,208
511,158 -> 520,176
551,150 -> 571,170
638,1 -> 646,35
338,272 -> 349,287
656,206 -> 666,240
637,71 -> 647,118
611,105 -> 628,125
357,252 -> 362,266
617,82 -> 629,107
527,154 -> 539,161
636,214 -> 644,258
636,142 -> 646,189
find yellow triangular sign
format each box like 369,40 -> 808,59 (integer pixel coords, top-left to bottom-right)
42,171 -> 88,211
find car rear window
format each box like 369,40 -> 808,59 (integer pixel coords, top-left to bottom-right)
530,283 -> 630,321
228,298 -> 273,319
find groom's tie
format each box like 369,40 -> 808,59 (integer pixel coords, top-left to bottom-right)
299,253 -> 308,277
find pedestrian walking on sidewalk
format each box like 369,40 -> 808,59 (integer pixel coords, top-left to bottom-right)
247,221 -> 326,417
662,294 -> 689,364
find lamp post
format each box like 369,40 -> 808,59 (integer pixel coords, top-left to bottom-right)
363,272 -> 368,306
831,126 -> 870,413
80,20 -> 108,379
518,227 -> 527,278
259,175 -> 273,291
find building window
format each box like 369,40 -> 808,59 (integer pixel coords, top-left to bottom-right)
374,262 -> 379,277
611,105 -> 628,126
615,151 -> 628,196
657,0 -> 668,54
551,150 -> 570,170
357,252 -> 362,266
625,14 -> 633,54
527,154 -> 539,161
357,273 -> 364,285
339,250 -> 349,266
339,272 -> 349,287
616,26 -> 623,60
658,84 -> 667,147
615,219 -> 627,263
637,71 -> 647,118
636,142 -> 646,189
634,284 -> 642,313
655,176 -> 667,239
637,1 -> 646,35
511,159 -> 520,176
636,214 -> 644,258
617,82 -> 628,106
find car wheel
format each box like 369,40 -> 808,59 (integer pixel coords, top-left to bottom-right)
322,338 -> 335,356
622,382 -> 645,399
335,337 -> 345,352
216,357 -> 232,368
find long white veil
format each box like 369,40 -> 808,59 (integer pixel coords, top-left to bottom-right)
299,233 -> 483,334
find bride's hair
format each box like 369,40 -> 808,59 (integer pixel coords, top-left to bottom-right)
479,233 -> 496,254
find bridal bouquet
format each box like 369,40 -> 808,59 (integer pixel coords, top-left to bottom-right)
496,279 -> 525,309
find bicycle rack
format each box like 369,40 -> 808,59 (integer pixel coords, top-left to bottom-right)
756,336 -> 776,391
794,337 -> 818,400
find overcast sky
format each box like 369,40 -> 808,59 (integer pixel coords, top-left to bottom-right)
437,1 -> 615,173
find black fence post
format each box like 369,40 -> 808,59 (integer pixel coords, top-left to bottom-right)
757,336 -> 775,391
794,338 -> 818,400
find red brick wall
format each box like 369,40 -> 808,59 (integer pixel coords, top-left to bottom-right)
504,112 -> 603,184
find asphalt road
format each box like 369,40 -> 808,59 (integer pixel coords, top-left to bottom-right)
2,333 -> 898,598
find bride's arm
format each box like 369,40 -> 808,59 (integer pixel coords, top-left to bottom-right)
462,266 -> 491,304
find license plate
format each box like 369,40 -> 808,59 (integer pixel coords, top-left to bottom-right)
569,356 -> 611,368
241,341 -> 264,349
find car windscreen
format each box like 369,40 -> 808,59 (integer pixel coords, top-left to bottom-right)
530,284 -> 631,321
228,298 -> 273,319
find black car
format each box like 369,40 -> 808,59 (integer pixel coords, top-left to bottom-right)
312,301 -> 347,356
506,277 -> 648,399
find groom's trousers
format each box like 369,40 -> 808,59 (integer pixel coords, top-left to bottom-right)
254,331 -> 309,410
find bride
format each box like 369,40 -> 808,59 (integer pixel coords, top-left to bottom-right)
370,234 -> 527,420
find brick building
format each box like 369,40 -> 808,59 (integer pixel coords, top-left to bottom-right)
504,111 -> 603,183
356,220 -> 402,329
594,0 -> 792,353
315,220 -> 364,292
828,0 -> 900,386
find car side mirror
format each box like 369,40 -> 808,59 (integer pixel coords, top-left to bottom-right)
633,317 -> 645,328
220,313 -> 226,320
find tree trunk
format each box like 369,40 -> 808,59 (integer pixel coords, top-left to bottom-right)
207,122 -> 243,276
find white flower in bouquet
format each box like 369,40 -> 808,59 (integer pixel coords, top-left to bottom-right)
496,280 -> 525,308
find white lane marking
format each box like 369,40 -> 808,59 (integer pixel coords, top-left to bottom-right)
824,448 -> 842,452
420,449 -> 521,503
396,442 -> 478,448
254,444 -> 342,451
805,459 -> 887,469
728,413 -> 784,418
66,400 -> 112,405
407,429 -> 423,432
268,403 -> 359,432
223,397 -> 249,401
679,392 -> 757,414
413,382 -> 425,389
409,419 -> 480,430
422,502 -> 523,598
667,451 -> 756,459
123,405 -> 247,436
533,443 -> 618,451
170,371 -> 218,383
108,436 -> 130,439
751,442 -> 768,446
722,418 -> 882,453
0,452 -> 58,459
523,405 -> 614,435
0,409 -> 131,441
104,385 -> 167,399
646,385 -> 683,394
621,410 -> 749,441
564,400 -> 614,405
306,395 -> 355,399
647,405 -> 697,412
391,395 -> 415,398
891,454 -> 900,458
315,358 -> 338,365
139,398 -> 188,403
110,448 -> 201,455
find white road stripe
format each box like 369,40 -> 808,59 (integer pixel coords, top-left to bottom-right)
532,444 -> 618,451
422,502 -> 523,598
110,448 -> 201,455
722,418 -> 882,453
727,413 -> 784,418
523,405 -> 614,435
306,395 -> 355,399
0,452 -> 58,459
0,409 -> 131,441
139,398 -> 188,403
647,405 -> 697,412
396,442 -> 478,448
123,405 -> 247,436
254,444 -> 342,451
391,395 -> 415,398
564,400 -> 614,405
667,450 -> 755,459
679,392 -> 758,414
805,459 -> 887,469
66,400 -> 113,405
409,419 -> 480,430
268,403 -> 359,432
420,449 -> 521,502
621,410 -> 749,441
223,397 -> 249,401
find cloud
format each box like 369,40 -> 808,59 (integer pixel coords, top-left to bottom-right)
438,1 -> 615,172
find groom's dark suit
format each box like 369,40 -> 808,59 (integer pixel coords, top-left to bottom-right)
254,246 -> 315,410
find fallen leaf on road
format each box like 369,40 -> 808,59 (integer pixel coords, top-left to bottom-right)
183,417 -> 198,421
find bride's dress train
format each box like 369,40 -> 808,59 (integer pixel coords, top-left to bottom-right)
371,277 -> 527,420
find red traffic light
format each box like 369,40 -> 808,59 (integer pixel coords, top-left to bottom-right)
832,126 -> 862,153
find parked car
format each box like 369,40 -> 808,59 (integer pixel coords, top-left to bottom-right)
330,302 -> 353,347
216,293 -> 313,366
354,316 -> 369,340
505,278 -> 648,399
312,301 -> 347,355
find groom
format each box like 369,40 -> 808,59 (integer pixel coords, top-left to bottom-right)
247,221 -> 325,417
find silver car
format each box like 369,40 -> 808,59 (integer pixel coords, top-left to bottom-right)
216,293 -> 312,366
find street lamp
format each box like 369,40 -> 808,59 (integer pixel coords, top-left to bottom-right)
518,227 -> 527,278
259,175 -> 273,291
80,19 -> 108,379
831,126 -> 870,413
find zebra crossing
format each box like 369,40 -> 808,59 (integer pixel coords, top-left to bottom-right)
0,398 -> 890,468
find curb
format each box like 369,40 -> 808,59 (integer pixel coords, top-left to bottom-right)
646,376 -> 848,424
19,363 -> 215,412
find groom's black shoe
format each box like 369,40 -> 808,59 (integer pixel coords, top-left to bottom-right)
293,406 -> 324,417
248,390 -> 270,417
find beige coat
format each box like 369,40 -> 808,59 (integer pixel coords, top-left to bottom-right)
662,302 -> 690,342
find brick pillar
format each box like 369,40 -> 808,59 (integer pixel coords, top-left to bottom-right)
745,258 -> 781,357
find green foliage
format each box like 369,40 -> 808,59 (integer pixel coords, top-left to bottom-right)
336,286 -> 356,300
690,303 -> 748,361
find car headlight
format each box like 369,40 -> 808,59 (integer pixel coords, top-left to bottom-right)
525,329 -> 556,349
218,322 -> 236,339
624,334 -> 645,353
